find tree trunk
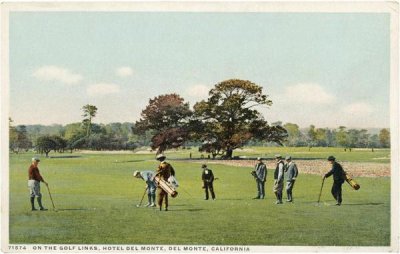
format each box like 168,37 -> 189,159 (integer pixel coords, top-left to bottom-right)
226,148 -> 233,159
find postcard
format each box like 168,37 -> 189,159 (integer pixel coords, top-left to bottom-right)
1,1 -> 399,253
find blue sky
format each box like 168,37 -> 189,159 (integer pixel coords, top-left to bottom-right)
8,11 -> 390,128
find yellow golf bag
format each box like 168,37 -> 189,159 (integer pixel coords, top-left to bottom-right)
343,171 -> 360,190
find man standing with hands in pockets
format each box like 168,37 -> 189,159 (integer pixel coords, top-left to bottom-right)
253,157 -> 267,199
285,155 -> 298,202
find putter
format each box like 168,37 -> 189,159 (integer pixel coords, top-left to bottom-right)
136,187 -> 148,207
317,177 -> 325,204
46,184 -> 58,212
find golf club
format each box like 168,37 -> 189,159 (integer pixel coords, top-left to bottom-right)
136,187 -> 148,207
45,184 -> 58,212
317,177 -> 325,204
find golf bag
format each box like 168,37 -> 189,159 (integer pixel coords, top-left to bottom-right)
154,176 -> 178,198
343,171 -> 360,190
168,175 -> 179,188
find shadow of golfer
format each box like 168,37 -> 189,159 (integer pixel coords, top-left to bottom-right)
57,208 -> 95,211
168,208 -> 205,212
342,202 -> 385,206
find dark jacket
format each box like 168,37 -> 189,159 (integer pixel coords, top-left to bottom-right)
274,160 -> 285,182
28,165 -> 44,182
325,162 -> 345,183
202,168 -> 214,183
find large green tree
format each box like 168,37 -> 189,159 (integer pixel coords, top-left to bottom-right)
135,94 -> 192,154
191,79 -> 287,159
35,135 -> 57,157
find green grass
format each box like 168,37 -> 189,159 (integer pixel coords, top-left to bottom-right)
8,148 -> 390,246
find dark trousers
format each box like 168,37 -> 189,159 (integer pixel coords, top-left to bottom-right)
204,181 -> 215,200
256,179 -> 265,198
331,181 -> 343,204
157,188 -> 168,209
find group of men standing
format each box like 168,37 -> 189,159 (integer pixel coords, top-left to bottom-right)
253,154 -> 298,204
252,154 -> 346,206
27,153 -> 345,212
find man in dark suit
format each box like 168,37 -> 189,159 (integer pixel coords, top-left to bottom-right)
201,164 -> 216,200
323,156 -> 345,206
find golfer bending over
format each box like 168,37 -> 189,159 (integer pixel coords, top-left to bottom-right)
28,157 -> 48,211
323,156 -> 345,206
133,170 -> 157,207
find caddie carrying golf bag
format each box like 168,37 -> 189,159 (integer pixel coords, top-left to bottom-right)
154,176 -> 178,198
343,171 -> 360,190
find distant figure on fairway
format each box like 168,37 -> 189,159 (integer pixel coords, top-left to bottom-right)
253,157 -> 267,199
201,164 -> 216,200
28,157 -> 48,211
155,154 -> 175,211
284,156 -> 298,202
323,156 -> 345,206
133,170 -> 156,207
273,154 -> 285,204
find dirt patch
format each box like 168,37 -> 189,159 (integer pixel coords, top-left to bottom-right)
196,160 -> 390,177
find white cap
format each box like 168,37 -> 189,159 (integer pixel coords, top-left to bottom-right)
32,157 -> 40,162
156,154 -> 166,160
133,171 -> 140,177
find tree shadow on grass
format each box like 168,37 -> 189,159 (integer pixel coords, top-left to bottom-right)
49,155 -> 82,159
113,160 -> 146,163
173,157 -> 326,161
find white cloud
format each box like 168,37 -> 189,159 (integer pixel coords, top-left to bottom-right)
185,84 -> 210,98
87,83 -> 121,97
116,66 -> 134,77
281,83 -> 335,104
342,102 -> 374,115
32,65 -> 83,84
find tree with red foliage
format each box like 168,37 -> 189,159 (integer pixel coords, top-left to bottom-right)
135,94 -> 192,154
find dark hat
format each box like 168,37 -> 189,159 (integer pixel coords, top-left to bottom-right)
202,164 -> 207,168
327,156 -> 336,161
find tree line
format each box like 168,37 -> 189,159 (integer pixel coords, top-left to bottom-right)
9,79 -> 390,158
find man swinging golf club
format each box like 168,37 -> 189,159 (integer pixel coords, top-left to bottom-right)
28,157 -> 48,211
323,156 -> 345,206
155,154 -> 175,211
133,170 -> 156,207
